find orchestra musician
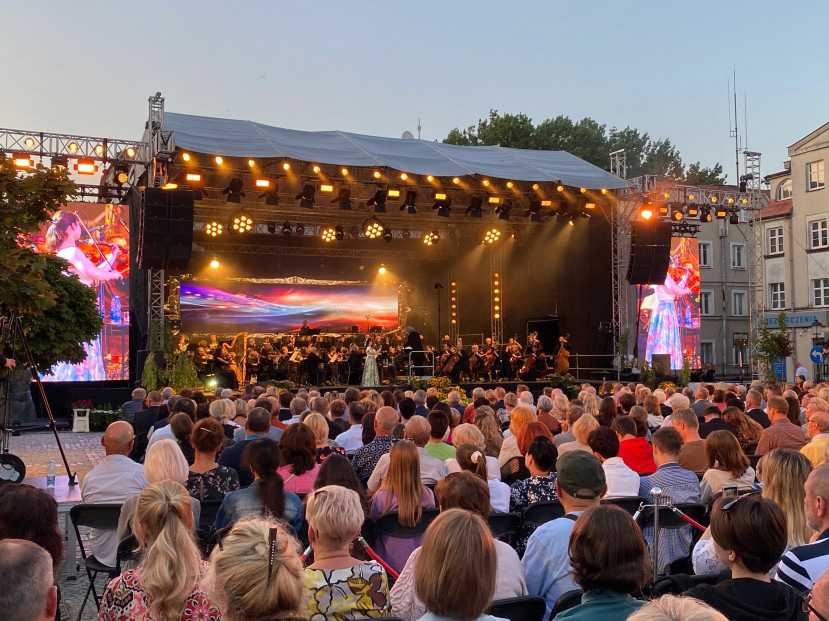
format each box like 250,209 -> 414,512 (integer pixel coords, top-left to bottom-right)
554,333 -> 571,375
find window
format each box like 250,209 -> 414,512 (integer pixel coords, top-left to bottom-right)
808,161 -> 825,191
700,342 -> 714,365
814,278 -> 829,307
732,333 -> 749,366
767,226 -> 784,255
732,290 -> 746,316
769,282 -> 786,310
700,290 -> 712,316
810,219 -> 829,249
776,179 -> 792,200
699,242 -> 712,268
730,243 -> 745,269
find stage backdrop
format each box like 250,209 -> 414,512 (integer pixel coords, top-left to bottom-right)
637,237 -> 700,370
31,202 -> 130,381
180,277 -> 399,335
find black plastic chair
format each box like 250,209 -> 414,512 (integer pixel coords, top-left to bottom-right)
488,595 -> 546,621
649,570 -> 730,597
551,589 -> 583,618
69,503 -> 122,618
488,511 -> 520,542
521,500 -> 565,532
373,508 -> 440,539
602,496 -> 645,515
635,502 -> 709,571
115,533 -> 139,572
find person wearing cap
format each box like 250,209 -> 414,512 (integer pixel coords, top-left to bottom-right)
522,450 -> 607,619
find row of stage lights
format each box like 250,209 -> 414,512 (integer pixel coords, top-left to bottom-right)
639,191 -> 750,224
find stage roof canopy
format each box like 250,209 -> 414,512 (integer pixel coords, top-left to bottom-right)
166,112 -> 629,190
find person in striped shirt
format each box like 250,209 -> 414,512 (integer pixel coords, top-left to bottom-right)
777,463 -> 829,595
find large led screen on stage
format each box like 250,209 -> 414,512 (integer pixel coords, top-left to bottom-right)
31,202 -> 130,381
180,279 -> 399,334
637,237 -> 701,370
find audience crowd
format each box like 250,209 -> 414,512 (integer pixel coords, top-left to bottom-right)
4,377 -> 829,620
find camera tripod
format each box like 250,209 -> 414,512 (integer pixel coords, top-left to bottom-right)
0,313 -> 76,485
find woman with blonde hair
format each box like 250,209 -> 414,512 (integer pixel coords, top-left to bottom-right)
557,413 -> 599,457
446,423 -> 500,480
414,508 -> 502,621
699,430 -> 756,505
100,481 -> 219,620
207,518 -> 305,621
498,404 -> 536,466
369,440 -> 436,571
627,595 -> 728,621
474,406 -> 503,459
303,412 -> 345,463
303,486 -> 390,618
581,392 -> 600,418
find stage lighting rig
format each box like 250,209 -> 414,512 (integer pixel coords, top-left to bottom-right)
282,221 -> 293,236
483,228 -> 501,244
433,192 -> 451,217
367,188 -> 388,213
686,204 -> 700,218
296,184 -> 315,209
465,196 -> 484,218
223,177 -> 244,203
321,225 -> 337,242
671,206 -> 685,222
335,225 -> 345,241
383,229 -> 393,242
401,190 -> 417,214
296,223 -> 306,236
205,221 -> 224,237
639,205 -> 654,221
526,201 -> 542,222
363,217 -> 385,240
495,199 -> 513,221
715,205 -> 728,219
699,205 -> 713,223
422,231 -> 440,246
334,187 -> 352,210
230,210 -> 253,234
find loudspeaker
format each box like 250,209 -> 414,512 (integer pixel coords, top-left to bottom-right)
627,220 -> 672,285
138,188 -> 194,270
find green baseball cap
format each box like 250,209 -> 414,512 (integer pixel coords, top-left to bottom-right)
556,450 -> 606,500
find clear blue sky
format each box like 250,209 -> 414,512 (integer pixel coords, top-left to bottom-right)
3,1 -> 826,181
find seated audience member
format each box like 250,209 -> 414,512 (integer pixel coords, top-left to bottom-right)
369,416 -> 448,493
523,451 -> 607,618
629,405 -> 653,441
398,397 -> 416,422
808,571 -> 829,621
588,426 -> 640,497
498,405 -> 537,466
802,412 -> 829,467
613,415 -> 657,475
328,398 -> 351,438
671,408 -> 708,476
207,518 -> 304,621
699,405 -> 736,439
722,406 -> 763,456
120,387 -> 147,420
391,472 -> 527,621
618,392 -> 636,416
691,386 -> 714,418
554,505 -> 648,620
638,427 -> 701,573
129,390 -> 165,462
0,540 -> 58,621
645,394 -> 665,431
369,440 -> 436,572
78,421 -> 146,567
169,411 -> 196,464
147,397 -> 197,450
314,453 -> 370,516
303,486 -> 390,618
219,407 -> 275,486
303,412 -> 344,463
334,401 -> 367,454
777,463 -> 829,595
626,594 -> 728,621
277,423 -> 321,495
456,444 -> 511,512
687,494 -> 800,621
554,406 -> 583,447
538,395 -> 563,434
699,430 -> 756,505
351,406 -> 398,481
510,436 -> 559,512
414,508 -> 504,621
595,396 -> 618,428
425,409 -> 456,461
0,484 -> 63,572
187,417 -> 240,501
100,481 -> 220,620
557,413 -> 599,457
215,438 -> 303,534
756,396 -> 807,456
447,422 -> 501,480
744,388 -> 771,429
502,421 -> 554,484
476,406 -> 505,458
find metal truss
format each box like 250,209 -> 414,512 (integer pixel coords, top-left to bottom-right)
148,269 -> 166,351
195,240 -> 448,261
490,247 -> 504,345
0,127 -> 147,164
743,150 -> 766,376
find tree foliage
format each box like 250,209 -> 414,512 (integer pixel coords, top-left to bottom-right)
444,110 -> 724,182
0,155 -> 101,370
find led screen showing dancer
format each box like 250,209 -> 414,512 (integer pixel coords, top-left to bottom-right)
31,202 -> 130,381
637,237 -> 700,370
180,279 -> 399,334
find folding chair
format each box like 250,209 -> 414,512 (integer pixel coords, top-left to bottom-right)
69,503 -> 122,619
487,512 -> 520,542
488,595 -> 547,621
521,500 -> 565,533
551,589 -> 583,618
602,496 -> 646,515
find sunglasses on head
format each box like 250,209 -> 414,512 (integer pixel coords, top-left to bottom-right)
720,489 -> 760,512
214,524 -> 280,582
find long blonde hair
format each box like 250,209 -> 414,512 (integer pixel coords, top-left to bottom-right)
134,481 -> 203,620
381,440 -> 423,527
758,449 -> 813,547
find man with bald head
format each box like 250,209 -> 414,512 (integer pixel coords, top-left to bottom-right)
777,464 -> 829,594
0,540 -> 58,621
351,405 -> 400,481
367,415 -> 448,492
803,413 -> 829,467
81,420 -> 147,567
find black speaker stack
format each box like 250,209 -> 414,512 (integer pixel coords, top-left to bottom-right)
137,187 -> 195,270
626,220 -> 672,285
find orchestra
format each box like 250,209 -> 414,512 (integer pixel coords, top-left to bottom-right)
184,322 -> 572,389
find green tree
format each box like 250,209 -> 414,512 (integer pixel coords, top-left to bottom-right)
0,155 -> 101,370
685,161 -> 727,185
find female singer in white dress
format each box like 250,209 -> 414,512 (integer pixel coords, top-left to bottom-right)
361,338 -> 380,387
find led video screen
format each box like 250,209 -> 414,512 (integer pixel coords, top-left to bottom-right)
637,237 -> 701,370
180,279 -> 399,334
32,202 -> 130,381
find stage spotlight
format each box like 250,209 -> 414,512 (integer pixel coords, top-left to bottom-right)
230,211 -> 254,234
378,265 -> 387,274
373,170 -> 382,179
209,258 -> 221,269
556,184 -> 565,193
94,144 -> 104,157
335,225 -> 345,241
12,153 -> 32,169
465,196 -> 484,218
182,152 -> 191,162
657,204 -> 669,218
715,206 -> 728,219
401,190 -> 417,214
363,217 -> 384,239
426,175 -> 434,183
739,197 -> 749,206
185,173 -> 201,184
495,199 -> 513,221
367,189 -> 388,212
579,187 -> 587,194
729,212 -> 739,225
506,181 -> 514,189
482,179 -> 490,187
687,204 -> 700,218
247,159 -> 255,168
282,162 -> 291,171
453,177 -> 461,185
433,192 -> 451,217
532,183 -> 540,191
260,180 -> 279,205
341,167 -> 349,176
422,231 -> 439,246
483,228 -> 501,244
699,205 -> 713,223
488,196 -> 501,205
387,189 -> 401,199
383,229 -> 393,243
601,188 -> 608,195
296,184 -> 315,208
163,183 -> 178,190
295,223 -> 306,236
709,194 -> 719,205
75,158 -> 97,175
671,206 -> 685,222
282,221 -> 293,236
726,196 -> 736,206
526,201 -> 542,222
639,206 -> 654,221
334,187 -> 352,210
223,178 -> 244,203
205,221 -> 224,237
400,172 -> 408,181
312,165 -> 321,174
568,217 -> 575,226
255,179 -> 271,188
320,184 -> 334,193
215,156 -> 223,165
